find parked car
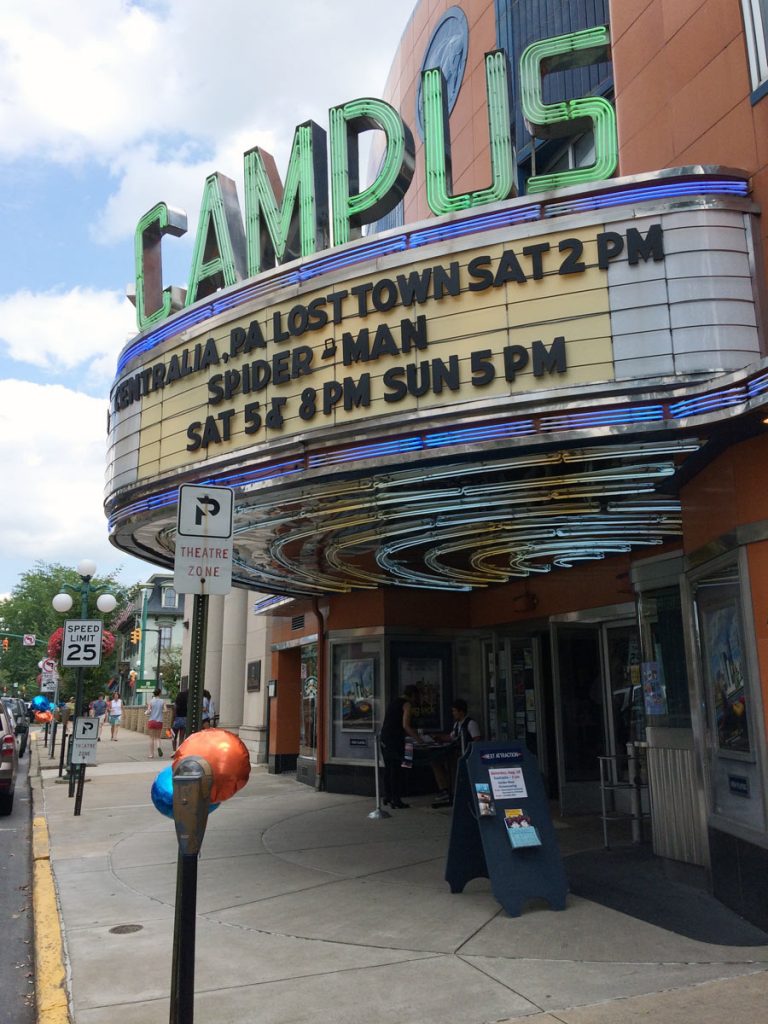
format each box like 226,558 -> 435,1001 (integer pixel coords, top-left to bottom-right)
2,697 -> 29,757
0,702 -> 19,815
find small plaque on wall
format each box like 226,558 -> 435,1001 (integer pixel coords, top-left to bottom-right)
247,660 -> 261,692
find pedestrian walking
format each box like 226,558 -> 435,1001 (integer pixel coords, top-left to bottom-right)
108,693 -> 122,740
91,694 -> 108,740
172,689 -> 188,750
145,688 -> 165,758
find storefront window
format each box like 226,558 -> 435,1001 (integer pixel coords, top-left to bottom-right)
638,586 -> 691,729
299,643 -> 318,759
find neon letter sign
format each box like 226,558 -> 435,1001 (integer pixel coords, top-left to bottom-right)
133,27 -> 616,330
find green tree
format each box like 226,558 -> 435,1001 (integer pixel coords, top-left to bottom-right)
0,561 -> 132,701
159,647 -> 183,699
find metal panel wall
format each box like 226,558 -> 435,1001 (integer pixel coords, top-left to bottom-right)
646,729 -> 708,866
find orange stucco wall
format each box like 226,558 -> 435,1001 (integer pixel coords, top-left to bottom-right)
268,646 -> 301,756
610,0 -> 768,304
468,553 -> 636,626
681,434 -> 768,553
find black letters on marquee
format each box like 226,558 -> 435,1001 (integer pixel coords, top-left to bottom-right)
110,225 -> 665,453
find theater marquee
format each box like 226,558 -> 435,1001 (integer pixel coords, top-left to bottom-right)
108,177 -> 759,497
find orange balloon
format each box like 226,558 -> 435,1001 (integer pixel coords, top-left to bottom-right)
172,728 -> 251,802
35,710 -> 53,722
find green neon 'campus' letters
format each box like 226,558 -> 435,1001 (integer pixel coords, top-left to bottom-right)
133,202 -> 187,332
185,172 -> 248,306
328,97 -> 415,246
423,50 -> 516,215
131,28 -> 620,330
244,120 -> 329,276
520,26 -> 617,193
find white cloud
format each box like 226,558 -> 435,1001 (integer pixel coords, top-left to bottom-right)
0,287 -> 135,387
0,0 -> 415,164
0,0 -> 419,596
0,379 -> 149,584
93,129 -> 276,245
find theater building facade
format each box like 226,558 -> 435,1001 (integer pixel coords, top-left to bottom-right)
106,0 -> 768,926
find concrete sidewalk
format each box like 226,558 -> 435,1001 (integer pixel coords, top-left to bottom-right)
31,727 -> 768,1024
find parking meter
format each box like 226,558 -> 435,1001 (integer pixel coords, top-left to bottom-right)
169,754 -> 213,1024
172,756 -> 213,857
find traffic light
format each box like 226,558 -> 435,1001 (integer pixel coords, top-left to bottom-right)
1,637 -> 8,651
130,628 -> 142,645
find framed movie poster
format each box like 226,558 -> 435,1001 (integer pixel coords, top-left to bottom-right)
340,658 -> 374,731
696,580 -> 751,756
246,660 -> 261,692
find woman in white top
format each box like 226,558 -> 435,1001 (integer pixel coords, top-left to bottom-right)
145,688 -> 166,758
108,694 -> 123,741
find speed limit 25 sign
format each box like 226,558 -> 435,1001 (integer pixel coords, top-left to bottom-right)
61,620 -> 104,668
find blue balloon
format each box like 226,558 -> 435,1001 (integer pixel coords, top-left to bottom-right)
151,766 -> 175,817
32,695 -> 51,711
150,765 -> 219,818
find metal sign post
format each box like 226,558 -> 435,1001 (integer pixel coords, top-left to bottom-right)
173,484 -> 233,735
70,716 -> 98,815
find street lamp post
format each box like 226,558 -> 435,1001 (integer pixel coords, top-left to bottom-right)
52,560 -> 116,808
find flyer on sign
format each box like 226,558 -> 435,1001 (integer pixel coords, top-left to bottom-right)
504,808 -> 542,848
474,782 -> 496,816
488,766 -> 528,800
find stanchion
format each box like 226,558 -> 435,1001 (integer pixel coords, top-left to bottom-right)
48,720 -> 57,759
58,725 -> 68,778
43,721 -> 50,747
368,733 -> 391,820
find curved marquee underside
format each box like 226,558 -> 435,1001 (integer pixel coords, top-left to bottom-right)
117,435 -> 698,597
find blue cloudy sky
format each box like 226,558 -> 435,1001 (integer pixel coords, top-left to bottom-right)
0,0 -> 416,597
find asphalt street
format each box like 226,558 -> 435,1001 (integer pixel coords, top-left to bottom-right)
0,743 -> 35,1024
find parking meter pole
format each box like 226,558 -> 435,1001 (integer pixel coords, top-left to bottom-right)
68,742 -> 77,797
74,764 -> 86,816
169,756 -> 213,1024
186,594 -> 209,737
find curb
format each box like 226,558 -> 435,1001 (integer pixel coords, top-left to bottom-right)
30,733 -> 70,1024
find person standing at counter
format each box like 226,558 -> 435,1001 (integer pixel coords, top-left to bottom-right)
431,699 -> 482,808
380,684 -> 422,808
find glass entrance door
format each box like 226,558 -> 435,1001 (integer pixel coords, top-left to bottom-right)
553,626 -> 605,813
552,618 -> 640,814
483,636 -> 540,757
